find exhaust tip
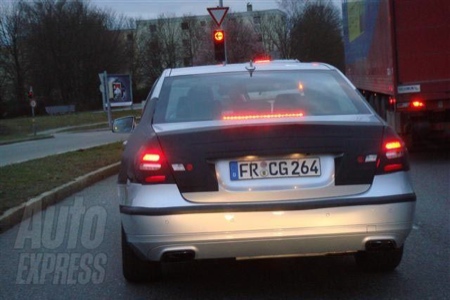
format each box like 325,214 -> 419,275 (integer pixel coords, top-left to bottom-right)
162,250 -> 195,262
366,240 -> 396,251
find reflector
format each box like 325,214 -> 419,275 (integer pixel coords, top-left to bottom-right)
384,163 -> 404,172
145,175 -> 166,183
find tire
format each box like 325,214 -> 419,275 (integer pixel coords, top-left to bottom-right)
122,227 -> 162,282
354,246 -> 404,272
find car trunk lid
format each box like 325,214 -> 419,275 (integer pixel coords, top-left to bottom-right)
153,117 -> 384,202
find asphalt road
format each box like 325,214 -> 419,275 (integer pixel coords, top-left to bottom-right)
0,148 -> 448,300
0,130 -> 129,167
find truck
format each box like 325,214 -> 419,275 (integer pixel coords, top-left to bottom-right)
341,0 -> 450,148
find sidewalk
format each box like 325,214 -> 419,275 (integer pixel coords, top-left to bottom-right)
0,122 -> 109,146
0,126 -> 127,167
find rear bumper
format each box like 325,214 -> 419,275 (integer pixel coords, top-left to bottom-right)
121,201 -> 415,261
119,171 -> 416,261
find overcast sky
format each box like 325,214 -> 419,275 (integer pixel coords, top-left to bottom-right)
88,0 -> 280,19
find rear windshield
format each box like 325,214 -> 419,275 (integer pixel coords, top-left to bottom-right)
153,70 -> 370,123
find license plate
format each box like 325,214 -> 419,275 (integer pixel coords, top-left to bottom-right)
230,158 -> 321,180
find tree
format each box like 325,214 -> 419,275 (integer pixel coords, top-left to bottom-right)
155,14 -> 183,69
289,1 -> 344,70
133,14 -> 182,91
0,0 -> 30,116
22,0 -> 129,110
259,11 -> 291,59
180,15 -> 209,66
225,16 -> 264,63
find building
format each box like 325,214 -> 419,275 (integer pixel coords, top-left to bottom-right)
135,3 -> 287,69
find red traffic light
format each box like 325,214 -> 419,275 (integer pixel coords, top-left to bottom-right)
214,30 -> 224,42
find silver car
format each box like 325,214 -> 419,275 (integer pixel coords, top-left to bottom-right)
114,60 -> 416,282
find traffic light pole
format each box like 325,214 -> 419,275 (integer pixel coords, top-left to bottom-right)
219,0 -> 227,64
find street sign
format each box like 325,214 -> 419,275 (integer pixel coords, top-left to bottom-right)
207,7 -> 229,27
30,100 -> 37,108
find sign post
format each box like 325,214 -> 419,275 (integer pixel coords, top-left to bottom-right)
29,86 -> 37,136
103,71 -> 112,130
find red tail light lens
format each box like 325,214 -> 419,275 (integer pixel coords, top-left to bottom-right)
384,141 -> 404,160
376,128 -> 409,174
136,140 -> 174,184
140,152 -> 162,171
142,153 -> 161,162
145,175 -> 166,183
385,141 -> 402,150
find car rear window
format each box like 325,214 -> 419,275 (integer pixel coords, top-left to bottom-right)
153,70 -> 371,123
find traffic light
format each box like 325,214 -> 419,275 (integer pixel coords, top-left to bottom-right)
28,91 -> 33,99
213,29 -> 225,62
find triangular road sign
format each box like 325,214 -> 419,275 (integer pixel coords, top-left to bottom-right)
207,7 -> 229,27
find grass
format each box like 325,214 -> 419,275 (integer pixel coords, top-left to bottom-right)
0,142 -> 123,215
0,108 -> 137,214
0,109 -> 139,142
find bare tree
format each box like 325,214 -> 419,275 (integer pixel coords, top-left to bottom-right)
180,15 -> 209,66
277,0 -> 305,20
225,16 -> 264,63
155,14 -> 183,69
133,14 -> 182,91
259,12 -> 290,59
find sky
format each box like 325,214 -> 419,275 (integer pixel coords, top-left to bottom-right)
88,0 -> 281,19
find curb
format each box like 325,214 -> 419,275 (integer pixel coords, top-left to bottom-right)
0,162 -> 120,233
0,134 -> 54,146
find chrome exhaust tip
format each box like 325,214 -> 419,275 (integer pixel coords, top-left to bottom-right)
162,250 -> 195,262
365,240 -> 396,251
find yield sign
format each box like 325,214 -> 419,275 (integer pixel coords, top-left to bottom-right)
207,7 -> 229,27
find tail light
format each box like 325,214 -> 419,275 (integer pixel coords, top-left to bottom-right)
411,100 -> 425,109
376,127 -> 410,174
135,139 -> 175,184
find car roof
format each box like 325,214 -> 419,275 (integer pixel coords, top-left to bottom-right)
166,60 -> 335,77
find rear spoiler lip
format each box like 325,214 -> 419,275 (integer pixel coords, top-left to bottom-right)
120,193 -> 416,216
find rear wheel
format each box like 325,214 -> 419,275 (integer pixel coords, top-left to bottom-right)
122,227 -> 162,282
354,246 -> 404,272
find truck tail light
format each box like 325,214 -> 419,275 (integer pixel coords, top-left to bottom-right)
136,140 -> 175,184
411,100 -> 425,108
376,127 -> 410,174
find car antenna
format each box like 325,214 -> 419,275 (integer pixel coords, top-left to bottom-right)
246,60 -> 256,77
